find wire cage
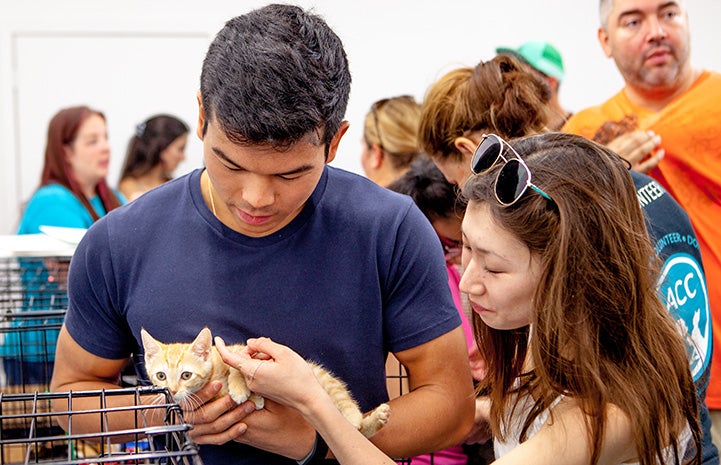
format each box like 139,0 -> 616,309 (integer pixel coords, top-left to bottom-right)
1,255 -> 70,392
0,386 -> 202,464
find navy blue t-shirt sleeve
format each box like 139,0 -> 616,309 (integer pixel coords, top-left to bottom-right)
65,217 -> 134,360
381,201 -> 461,353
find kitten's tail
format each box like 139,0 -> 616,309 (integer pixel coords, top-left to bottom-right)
310,363 -> 392,437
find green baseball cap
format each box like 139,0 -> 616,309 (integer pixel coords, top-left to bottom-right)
495,41 -> 565,81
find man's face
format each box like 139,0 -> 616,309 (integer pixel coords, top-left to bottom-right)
599,0 -> 691,92
200,116 -> 339,237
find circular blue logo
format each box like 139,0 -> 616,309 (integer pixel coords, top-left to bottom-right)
657,253 -> 711,381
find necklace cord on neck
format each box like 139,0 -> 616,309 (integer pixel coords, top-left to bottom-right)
206,172 -> 217,217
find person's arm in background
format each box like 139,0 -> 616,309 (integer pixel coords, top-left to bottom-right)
605,130 -> 664,173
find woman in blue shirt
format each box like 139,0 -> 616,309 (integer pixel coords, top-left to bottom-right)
18,105 -> 124,233
5,106 -> 125,387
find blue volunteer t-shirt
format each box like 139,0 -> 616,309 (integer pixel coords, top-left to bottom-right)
632,170 -> 717,465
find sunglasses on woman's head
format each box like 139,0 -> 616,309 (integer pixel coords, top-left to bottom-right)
471,134 -> 554,207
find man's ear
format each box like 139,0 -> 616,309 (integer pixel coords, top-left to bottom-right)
325,120 -> 350,164
546,76 -> 560,94
196,90 -> 205,141
598,26 -> 612,58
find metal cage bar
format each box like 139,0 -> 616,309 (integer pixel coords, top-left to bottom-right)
0,386 -> 201,464
1,256 -> 69,394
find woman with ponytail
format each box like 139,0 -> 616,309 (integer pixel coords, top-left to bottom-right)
418,54 -> 551,187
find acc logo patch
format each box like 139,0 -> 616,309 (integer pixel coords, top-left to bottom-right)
658,253 -> 711,382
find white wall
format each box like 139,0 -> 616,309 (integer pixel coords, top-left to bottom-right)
1,0 -> 719,234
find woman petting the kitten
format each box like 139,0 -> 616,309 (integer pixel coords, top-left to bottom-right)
217,132 -> 701,465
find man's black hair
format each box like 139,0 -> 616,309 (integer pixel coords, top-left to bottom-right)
200,4 -> 351,150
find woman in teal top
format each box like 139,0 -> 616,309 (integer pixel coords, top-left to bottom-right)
18,105 -> 125,234
5,106 -> 125,386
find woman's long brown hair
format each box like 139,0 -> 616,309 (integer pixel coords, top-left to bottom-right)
41,106 -> 122,221
463,133 -> 701,465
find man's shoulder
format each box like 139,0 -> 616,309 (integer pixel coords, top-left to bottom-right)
88,173 -> 196,240
563,104 -> 608,139
694,69 -> 721,91
701,69 -> 721,81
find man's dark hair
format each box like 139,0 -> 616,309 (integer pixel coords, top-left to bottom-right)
200,4 -> 351,150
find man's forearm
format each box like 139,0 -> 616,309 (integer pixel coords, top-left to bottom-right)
50,383 -> 168,442
368,385 -> 474,458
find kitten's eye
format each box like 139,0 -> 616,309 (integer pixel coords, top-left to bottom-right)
156,372 -> 166,381
181,371 -> 192,380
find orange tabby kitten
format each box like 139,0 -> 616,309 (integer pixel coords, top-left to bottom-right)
141,327 -> 391,438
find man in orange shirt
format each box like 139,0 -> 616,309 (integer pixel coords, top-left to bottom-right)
564,0 -> 721,460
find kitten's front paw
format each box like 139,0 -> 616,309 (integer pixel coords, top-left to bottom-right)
229,389 -> 250,405
228,390 -> 264,410
376,404 -> 391,426
249,393 -> 264,410
228,369 -> 252,405
373,403 -> 391,426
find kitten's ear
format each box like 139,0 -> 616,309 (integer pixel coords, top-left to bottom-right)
141,328 -> 162,361
191,327 -> 213,361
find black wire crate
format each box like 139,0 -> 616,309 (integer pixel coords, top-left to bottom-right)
0,310 -> 65,393
0,386 -> 202,465
0,256 -> 70,314
1,256 -> 70,392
